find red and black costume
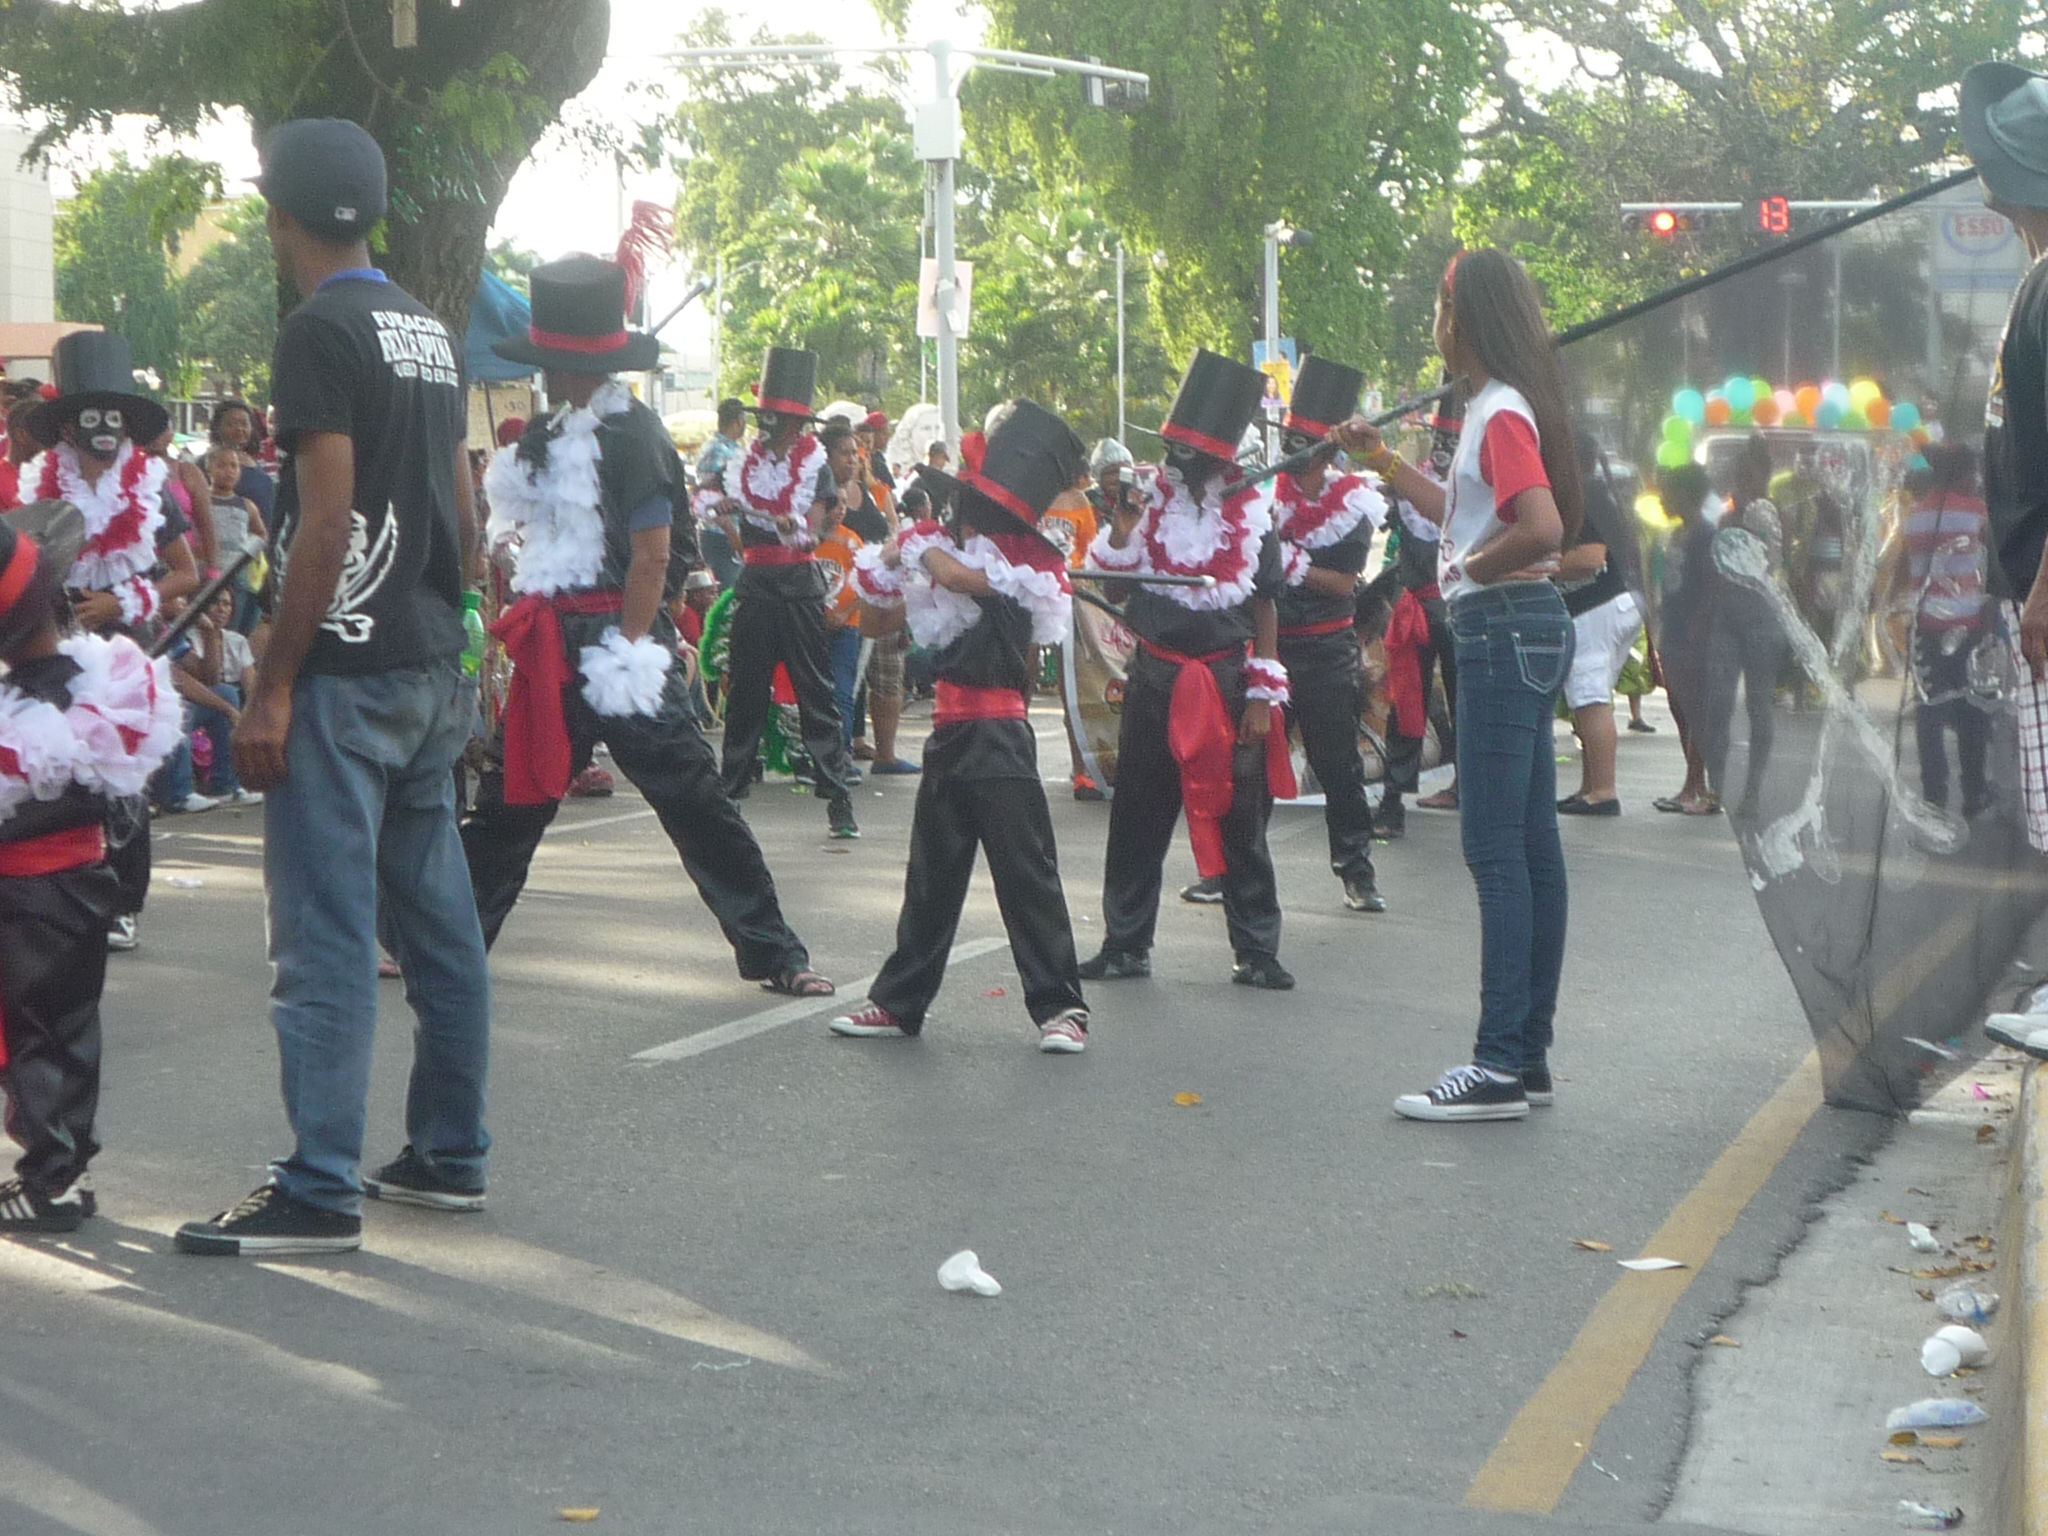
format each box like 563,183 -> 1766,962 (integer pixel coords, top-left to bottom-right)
460,260 -> 816,984
0,527 -> 181,1226
716,346 -> 858,810
1085,351 -> 1294,975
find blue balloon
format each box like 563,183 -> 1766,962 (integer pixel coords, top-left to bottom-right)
1822,381 -> 1850,411
1673,388 -> 1706,425
1892,401 -> 1923,432
1816,399 -> 1846,429
1725,376 -> 1756,412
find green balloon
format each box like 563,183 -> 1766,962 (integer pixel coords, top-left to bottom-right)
1655,440 -> 1690,469
1841,408 -> 1868,431
1662,414 -> 1692,443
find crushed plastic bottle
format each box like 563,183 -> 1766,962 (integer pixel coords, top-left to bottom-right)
1932,1325 -> 1989,1366
1935,1286 -> 1999,1324
1921,1336 -> 1962,1377
937,1250 -> 1001,1296
1906,1222 -> 1940,1252
1895,1500 -> 1964,1529
1886,1399 -> 1990,1430
460,590 -> 487,679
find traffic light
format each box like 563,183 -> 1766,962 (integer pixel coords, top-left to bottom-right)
1746,195 -> 1793,239
1627,208 -> 1697,238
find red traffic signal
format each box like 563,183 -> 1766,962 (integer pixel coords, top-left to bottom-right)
1746,195 -> 1793,238
1650,209 -> 1681,237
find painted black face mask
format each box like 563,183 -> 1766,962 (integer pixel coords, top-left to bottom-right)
73,407 -> 124,463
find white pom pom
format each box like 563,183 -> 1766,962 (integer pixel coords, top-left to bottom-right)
579,629 -> 673,717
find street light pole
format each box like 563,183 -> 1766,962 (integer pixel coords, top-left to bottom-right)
1116,241 -> 1127,445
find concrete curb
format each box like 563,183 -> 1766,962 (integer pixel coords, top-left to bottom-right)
2025,1065 -> 2048,1536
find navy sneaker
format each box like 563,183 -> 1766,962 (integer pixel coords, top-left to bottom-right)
1522,1064 -> 1555,1107
1395,1064 -> 1530,1122
0,1176 -> 89,1233
175,1183 -> 362,1256
366,1147 -> 486,1211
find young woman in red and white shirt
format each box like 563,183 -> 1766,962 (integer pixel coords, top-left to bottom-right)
1337,249 -> 1584,1122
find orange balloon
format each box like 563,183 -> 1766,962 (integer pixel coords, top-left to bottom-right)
1910,426 -> 1932,447
1866,397 -> 1891,428
1704,396 -> 1733,427
1751,396 -> 1780,427
1795,385 -> 1821,419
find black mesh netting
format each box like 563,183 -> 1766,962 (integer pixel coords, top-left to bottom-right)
1559,185 -> 2046,1111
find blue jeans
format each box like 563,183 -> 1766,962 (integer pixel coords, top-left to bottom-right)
828,624 -> 861,752
1449,583 -> 1574,1075
265,664 -> 491,1213
193,682 -> 242,795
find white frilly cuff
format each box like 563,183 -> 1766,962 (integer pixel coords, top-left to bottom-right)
115,575 -> 160,627
1280,544 -> 1311,588
579,630 -> 673,718
978,555 -> 1072,646
1242,656 -> 1291,706
851,543 -> 905,606
1084,526 -> 1144,571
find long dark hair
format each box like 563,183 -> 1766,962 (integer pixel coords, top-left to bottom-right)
1444,249 -> 1583,540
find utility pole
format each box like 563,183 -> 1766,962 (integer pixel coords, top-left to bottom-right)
1115,241 -> 1127,446
665,40 -> 1147,456
1262,221 -> 1310,457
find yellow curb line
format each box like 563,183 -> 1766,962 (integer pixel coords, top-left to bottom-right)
2024,1066 -> 2048,1536
1464,1050 -> 1823,1513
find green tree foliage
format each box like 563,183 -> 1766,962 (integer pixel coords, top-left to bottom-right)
971,0 -> 1494,371
485,239 -> 541,293
53,155 -> 203,395
0,0 -> 609,337
182,197 -> 279,402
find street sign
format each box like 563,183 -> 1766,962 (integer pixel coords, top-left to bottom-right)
916,257 -> 974,339
1931,205 -> 2026,293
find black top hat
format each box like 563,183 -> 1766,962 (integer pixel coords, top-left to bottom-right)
934,398 -> 1086,540
1161,349 -> 1265,463
491,254 -> 660,374
26,332 -> 169,449
1963,62 -> 2048,210
751,347 -> 820,420
1284,355 -> 1365,440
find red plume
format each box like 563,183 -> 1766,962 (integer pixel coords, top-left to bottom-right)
614,201 -> 673,318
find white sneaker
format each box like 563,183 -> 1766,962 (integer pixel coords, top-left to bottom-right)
171,792 -> 220,814
225,788 -> 264,806
1986,1014 -> 2048,1059
106,914 -> 138,952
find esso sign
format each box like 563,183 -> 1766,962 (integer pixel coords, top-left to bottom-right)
1943,210 -> 2017,258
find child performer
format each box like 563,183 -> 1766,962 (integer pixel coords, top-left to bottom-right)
1078,349 -> 1298,990
828,401 -> 1091,1053
0,517 -> 182,1228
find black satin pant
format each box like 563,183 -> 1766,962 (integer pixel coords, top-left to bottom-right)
719,585 -> 855,800
1280,631 -> 1377,885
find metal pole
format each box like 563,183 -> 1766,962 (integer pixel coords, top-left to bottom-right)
710,252 -> 723,407
1116,241 -> 1126,444
1831,239 -> 1843,379
931,41 -> 961,456
1262,225 -> 1280,458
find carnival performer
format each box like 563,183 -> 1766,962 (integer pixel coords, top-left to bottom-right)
828,400 -> 1091,1051
715,347 -> 860,838
1078,350 -> 1297,991
1183,356 -> 1386,913
0,517 -> 183,1230
460,257 -> 832,999
19,332 -> 197,952
1337,249 -> 1582,1122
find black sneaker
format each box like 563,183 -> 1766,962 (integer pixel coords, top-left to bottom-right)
174,1183 -> 362,1256
365,1146 -> 486,1212
1522,1064 -> 1555,1107
1627,719 -> 1657,734
1374,797 -> 1406,839
1179,875 -> 1225,904
1395,1064 -> 1529,1122
1343,875 -> 1387,913
828,795 -> 860,839
1077,947 -> 1151,980
1231,954 -> 1296,990
0,1176 -> 88,1233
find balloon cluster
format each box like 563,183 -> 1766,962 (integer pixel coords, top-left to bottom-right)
1656,376 -> 1933,468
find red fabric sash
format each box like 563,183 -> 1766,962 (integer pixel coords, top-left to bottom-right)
0,825 -> 105,877
1384,589 -> 1430,739
1277,615 -> 1354,639
491,590 -> 625,806
743,545 -> 812,567
1138,639 -> 1297,876
933,681 -> 1028,726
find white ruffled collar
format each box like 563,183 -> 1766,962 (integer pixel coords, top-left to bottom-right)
484,380 -> 635,597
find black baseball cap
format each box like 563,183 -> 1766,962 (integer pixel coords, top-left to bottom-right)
257,118 -> 388,241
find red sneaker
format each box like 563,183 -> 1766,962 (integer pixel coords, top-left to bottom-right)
1072,773 -> 1105,802
828,1003 -> 916,1039
568,766 -> 616,798
1037,1008 -> 1088,1054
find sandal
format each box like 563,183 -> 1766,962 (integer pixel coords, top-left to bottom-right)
1653,796 -> 1686,813
1416,788 -> 1459,811
1678,795 -> 1722,816
761,968 -> 836,998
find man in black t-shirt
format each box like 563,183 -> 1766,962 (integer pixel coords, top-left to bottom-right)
1555,442 -> 1644,815
178,119 -> 492,1258
459,255 -> 831,999
1962,61 -> 2048,856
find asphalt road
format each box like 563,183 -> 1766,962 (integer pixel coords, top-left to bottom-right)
0,702 -> 1893,1535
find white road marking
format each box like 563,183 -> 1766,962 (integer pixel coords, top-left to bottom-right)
632,935 -> 1012,1063
553,805 -> 659,833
